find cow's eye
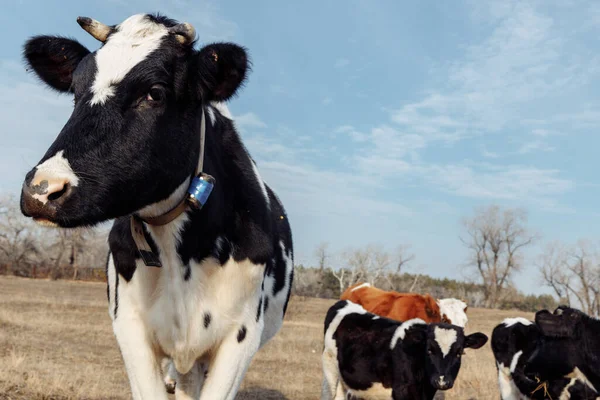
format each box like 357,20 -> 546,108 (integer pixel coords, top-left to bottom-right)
146,86 -> 165,102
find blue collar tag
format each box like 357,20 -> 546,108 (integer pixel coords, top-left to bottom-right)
186,172 -> 215,210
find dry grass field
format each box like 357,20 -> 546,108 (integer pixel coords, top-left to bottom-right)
0,276 -> 534,399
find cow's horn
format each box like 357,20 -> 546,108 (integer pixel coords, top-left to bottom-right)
168,23 -> 196,44
77,17 -> 111,42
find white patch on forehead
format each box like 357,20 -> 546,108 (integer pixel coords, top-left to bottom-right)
434,326 -> 458,357
32,150 -> 79,203
90,14 -> 168,105
503,317 -> 532,328
390,318 -> 426,349
351,282 -> 371,292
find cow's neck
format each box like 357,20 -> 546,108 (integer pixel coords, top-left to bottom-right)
141,104 -> 272,270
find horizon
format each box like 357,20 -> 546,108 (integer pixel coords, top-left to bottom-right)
2,1 -> 600,297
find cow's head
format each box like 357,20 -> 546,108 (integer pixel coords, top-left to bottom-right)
491,318 -> 539,374
524,307 -> 587,380
438,298 -> 469,328
402,322 -> 487,390
20,14 -> 248,227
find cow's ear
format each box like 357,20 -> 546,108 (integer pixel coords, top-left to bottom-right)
196,42 -> 249,102
465,332 -> 488,349
23,36 -> 90,92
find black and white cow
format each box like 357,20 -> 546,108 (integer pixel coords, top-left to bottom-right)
20,13 -> 293,400
321,300 -> 488,400
491,317 -> 598,400
525,306 -> 600,399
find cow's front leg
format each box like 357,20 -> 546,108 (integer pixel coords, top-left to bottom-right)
112,307 -> 167,400
320,350 -> 345,400
198,321 -> 263,400
108,260 -> 167,400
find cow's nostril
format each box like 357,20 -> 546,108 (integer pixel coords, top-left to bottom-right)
48,183 -> 68,202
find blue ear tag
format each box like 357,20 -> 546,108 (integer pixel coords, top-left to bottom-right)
186,173 -> 215,210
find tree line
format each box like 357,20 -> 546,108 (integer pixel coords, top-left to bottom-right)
0,195 -> 108,280
0,193 -> 597,314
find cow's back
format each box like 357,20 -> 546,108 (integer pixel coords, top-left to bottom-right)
388,293 -> 441,322
340,283 -> 442,323
341,284 -> 396,317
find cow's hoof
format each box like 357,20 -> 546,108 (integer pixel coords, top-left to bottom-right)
165,382 -> 176,394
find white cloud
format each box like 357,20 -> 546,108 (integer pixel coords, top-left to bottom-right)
258,160 -> 413,219
333,125 -> 369,142
517,140 -> 555,154
334,58 -> 350,68
481,145 -> 500,159
387,1 -> 599,149
233,112 -> 267,131
352,125 -> 426,176
425,163 -> 573,203
531,128 -> 552,137
338,1 -> 597,211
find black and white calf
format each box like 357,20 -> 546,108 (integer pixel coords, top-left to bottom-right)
492,317 -> 585,400
21,13 -> 293,400
321,300 -> 487,400
525,306 -> 600,399
492,315 -> 599,400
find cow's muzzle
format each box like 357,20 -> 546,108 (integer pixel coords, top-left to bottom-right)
21,173 -> 73,226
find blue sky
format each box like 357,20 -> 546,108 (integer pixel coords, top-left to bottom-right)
2,0 -> 600,295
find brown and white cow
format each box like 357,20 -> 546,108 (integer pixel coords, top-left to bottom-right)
341,282 -> 468,327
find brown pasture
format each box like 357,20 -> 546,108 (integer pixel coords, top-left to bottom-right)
0,276 -> 534,399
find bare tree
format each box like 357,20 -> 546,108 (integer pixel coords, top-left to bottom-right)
394,244 -> 415,274
329,247 -> 370,296
315,242 -> 330,272
0,195 -> 42,276
330,244 -> 401,295
539,240 -> 600,316
54,229 -> 94,280
460,205 -> 536,308
538,241 -> 573,305
0,194 -> 109,280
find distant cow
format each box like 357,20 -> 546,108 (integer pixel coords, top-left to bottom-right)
340,283 -> 468,327
321,300 -> 487,400
492,315 -> 598,400
526,306 -> 600,397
